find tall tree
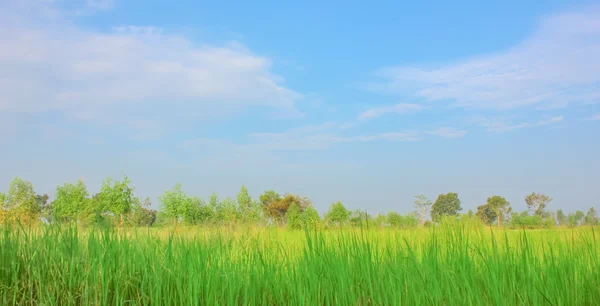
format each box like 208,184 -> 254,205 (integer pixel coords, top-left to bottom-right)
325,201 -> 350,227
430,192 -> 462,222
485,195 -> 511,226
159,183 -> 187,225
6,177 -> 40,222
237,185 -> 252,211
98,176 -> 136,225
584,207 -> 598,226
302,205 -> 321,228
556,209 -> 567,226
476,204 -> 496,225
525,192 -> 551,217
286,203 -> 302,230
414,195 -> 433,225
53,180 -> 89,222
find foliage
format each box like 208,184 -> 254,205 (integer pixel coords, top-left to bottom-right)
286,203 -> 302,230
584,207 -> 598,226
5,177 -> 40,223
431,192 -> 462,222
159,183 -> 187,224
325,201 -> 350,226
556,209 -> 567,226
302,205 -> 321,229
525,192 -> 552,217
568,210 -> 585,228
52,180 -> 89,222
98,176 -> 136,224
414,194 -> 432,225
476,204 -> 497,225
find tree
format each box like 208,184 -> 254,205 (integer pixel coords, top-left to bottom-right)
302,205 -> 320,228
350,210 -> 371,227
476,204 -> 496,225
525,192 -> 551,217
131,197 -> 157,227
6,177 -> 40,222
286,203 -> 302,230
584,207 -> 598,226
261,192 -> 310,225
52,180 -> 89,222
414,195 -> 433,225
159,183 -> 188,225
387,212 -> 403,228
430,192 -> 462,222
98,176 -> 136,226
568,210 -> 585,227
556,209 -> 567,226
485,195 -> 511,226
220,197 -> 239,225
325,201 -> 350,226
237,185 -> 252,211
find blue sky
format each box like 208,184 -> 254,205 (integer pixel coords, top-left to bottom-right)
1,0 -> 599,214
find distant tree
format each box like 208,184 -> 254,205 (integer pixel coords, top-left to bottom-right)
326,201 -> 350,227
302,205 -> 320,228
98,176 -> 136,226
431,192 -> 462,222
467,209 -> 474,218
414,195 -> 433,225
584,207 -> 598,226
208,192 -> 220,223
567,210 -> 585,227
372,213 -> 387,228
349,210 -> 371,227
387,212 -> 403,228
262,193 -> 310,225
476,204 -> 496,225
402,212 -> 419,228
525,192 -> 551,217
485,195 -> 511,226
220,197 -> 239,225
556,209 -> 567,226
6,177 -> 40,223
237,185 -> 252,212
131,197 -> 157,227
159,183 -> 187,225
286,203 -> 302,230
52,180 -> 89,222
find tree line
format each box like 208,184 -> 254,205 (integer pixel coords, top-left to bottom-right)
0,176 -> 597,229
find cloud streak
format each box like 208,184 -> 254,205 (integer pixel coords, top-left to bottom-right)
473,115 -> 564,133
370,7 -> 600,110
358,103 -> 422,121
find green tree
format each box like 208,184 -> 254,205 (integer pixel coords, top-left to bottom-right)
556,209 -> 567,226
485,195 -> 511,226
568,210 -> 585,227
525,192 -> 551,217
220,197 -> 239,225
414,195 -> 432,225
431,192 -> 462,222
387,212 -> 403,228
325,201 -> 350,227
237,185 -> 252,211
584,207 -> 598,226
52,180 -> 89,222
159,183 -> 187,225
286,203 -> 302,230
98,176 -> 136,225
476,204 -> 496,225
6,177 -> 40,222
302,205 -> 320,228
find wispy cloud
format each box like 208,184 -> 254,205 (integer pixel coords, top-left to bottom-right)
473,115 -> 564,133
358,103 -> 422,121
369,7 -> 600,110
0,1 -> 302,129
426,127 -> 468,138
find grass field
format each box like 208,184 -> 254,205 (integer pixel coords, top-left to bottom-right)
1,224 -> 599,305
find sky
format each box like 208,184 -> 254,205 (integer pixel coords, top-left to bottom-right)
1,0 -> 599,214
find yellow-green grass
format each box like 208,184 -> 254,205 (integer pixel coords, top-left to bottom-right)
1,225 -> 598,305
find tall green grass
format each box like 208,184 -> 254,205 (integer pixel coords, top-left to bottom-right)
1,224 -> 598,305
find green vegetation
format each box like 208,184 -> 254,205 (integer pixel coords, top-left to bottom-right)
1,225 -> 599,305
1,176 -> 599,304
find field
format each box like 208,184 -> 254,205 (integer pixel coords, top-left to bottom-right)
1,224 -> 599,305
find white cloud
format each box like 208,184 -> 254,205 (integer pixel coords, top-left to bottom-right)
370,7 -> 600,110
358,103 -> 422,121
473,115 -> 564,133
0,2 -> 302,126
427,127 -> 467,138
